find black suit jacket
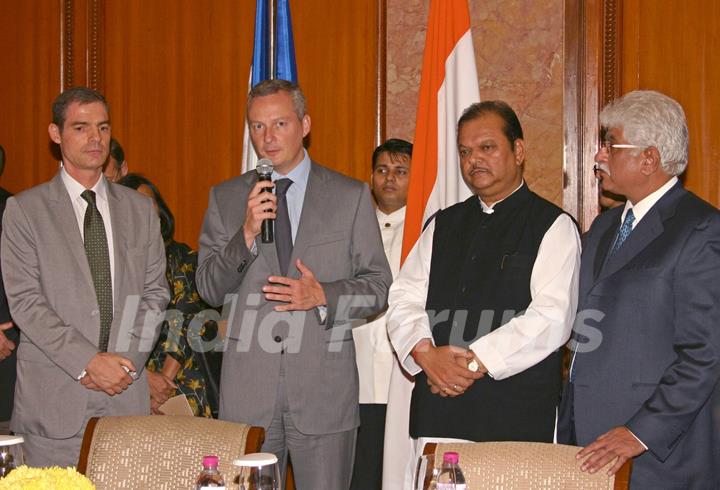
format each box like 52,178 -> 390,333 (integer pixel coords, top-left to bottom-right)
559,182 -> 720,489
0,185 -> 18,421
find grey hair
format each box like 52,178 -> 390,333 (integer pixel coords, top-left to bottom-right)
247,79 -> 306,120
599,90 -> 688,175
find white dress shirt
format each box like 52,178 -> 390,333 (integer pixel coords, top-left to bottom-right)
60,165 -> 116,304
620,176 -> 679,230
387,189 -> 581,381
352,206 -> 405,404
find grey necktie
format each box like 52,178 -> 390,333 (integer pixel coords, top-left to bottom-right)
610,208 -> 635,254
274,178 -> 293,276
81,190 -> 113,352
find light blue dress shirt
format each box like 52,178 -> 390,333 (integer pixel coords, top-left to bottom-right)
271,150 -> 311,244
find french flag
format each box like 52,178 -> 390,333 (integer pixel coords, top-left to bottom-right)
242,0 -> 298,173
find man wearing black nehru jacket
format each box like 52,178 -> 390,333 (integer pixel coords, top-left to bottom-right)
387,101 -> 581,484
197,79 -> 391,489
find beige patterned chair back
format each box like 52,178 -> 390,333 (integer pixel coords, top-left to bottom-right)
432,441 -> 631,490
77,415 -> 264,489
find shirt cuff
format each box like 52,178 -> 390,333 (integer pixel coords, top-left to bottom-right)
317,306 -> 328,324
249,238 -> 258,256
77,369 -> 87,381
469,338 -> 507,379
402,338 -> 434,376
625,426 -> 648,450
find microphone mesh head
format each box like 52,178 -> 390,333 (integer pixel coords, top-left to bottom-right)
256,158 -> 273,176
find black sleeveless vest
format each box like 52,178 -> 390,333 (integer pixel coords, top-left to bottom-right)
409,184 -> 566,442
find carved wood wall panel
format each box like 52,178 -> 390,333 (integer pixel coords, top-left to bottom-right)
564,0 -> 625,231
600,0 -> 621,108
61,0 -> 103,91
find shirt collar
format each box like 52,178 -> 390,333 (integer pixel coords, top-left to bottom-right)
621,176 -> 678,225
272,150 -> 311,193
60,164 -> 109,204
478,180 -> 525,214
376,205 -> 406,225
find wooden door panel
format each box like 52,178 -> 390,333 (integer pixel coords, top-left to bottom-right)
621,0 -> 720,206
0,2 -> 63,193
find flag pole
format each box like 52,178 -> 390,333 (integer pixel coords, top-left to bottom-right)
268,0 -> 276,79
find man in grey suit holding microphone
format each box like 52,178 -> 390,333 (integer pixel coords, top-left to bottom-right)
1,87 -> 169,467
197,79 -> 391,489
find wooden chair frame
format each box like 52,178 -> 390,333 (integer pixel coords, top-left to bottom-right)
77,416 -> 265,474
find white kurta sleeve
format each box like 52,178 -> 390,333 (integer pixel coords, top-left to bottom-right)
386,220 -> 436,376
469,214 -> 581,379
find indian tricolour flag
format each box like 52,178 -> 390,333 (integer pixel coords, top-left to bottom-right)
401,0 -> 480,261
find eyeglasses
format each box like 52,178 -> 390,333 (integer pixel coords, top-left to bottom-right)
599,141 -> 647,153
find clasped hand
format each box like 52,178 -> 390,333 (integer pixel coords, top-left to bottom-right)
412,339 -> 486,397
81,353 -> 137,395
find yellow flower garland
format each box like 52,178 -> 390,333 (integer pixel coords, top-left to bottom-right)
0,466 -> 95,489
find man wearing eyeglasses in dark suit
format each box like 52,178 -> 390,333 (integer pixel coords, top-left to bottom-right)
559,90 -> 720,489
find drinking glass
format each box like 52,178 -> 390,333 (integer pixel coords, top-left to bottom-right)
414,453 -> 439,490
232,452 -> 281,490
0,435 -> 24,478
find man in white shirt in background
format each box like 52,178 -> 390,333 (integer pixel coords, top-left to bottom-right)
386,100 -> 581,486
351,138 -> 412,490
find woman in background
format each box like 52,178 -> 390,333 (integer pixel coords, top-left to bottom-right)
118,174 -> 221,418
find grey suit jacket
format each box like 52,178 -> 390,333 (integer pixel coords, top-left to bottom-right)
1,172 -> 169,439
197,162 -> 391,434
559,183 -> 720,489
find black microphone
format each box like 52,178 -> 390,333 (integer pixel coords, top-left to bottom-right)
256,158 -> 274,243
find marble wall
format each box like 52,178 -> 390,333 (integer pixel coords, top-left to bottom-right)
386,0 -> 565,205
